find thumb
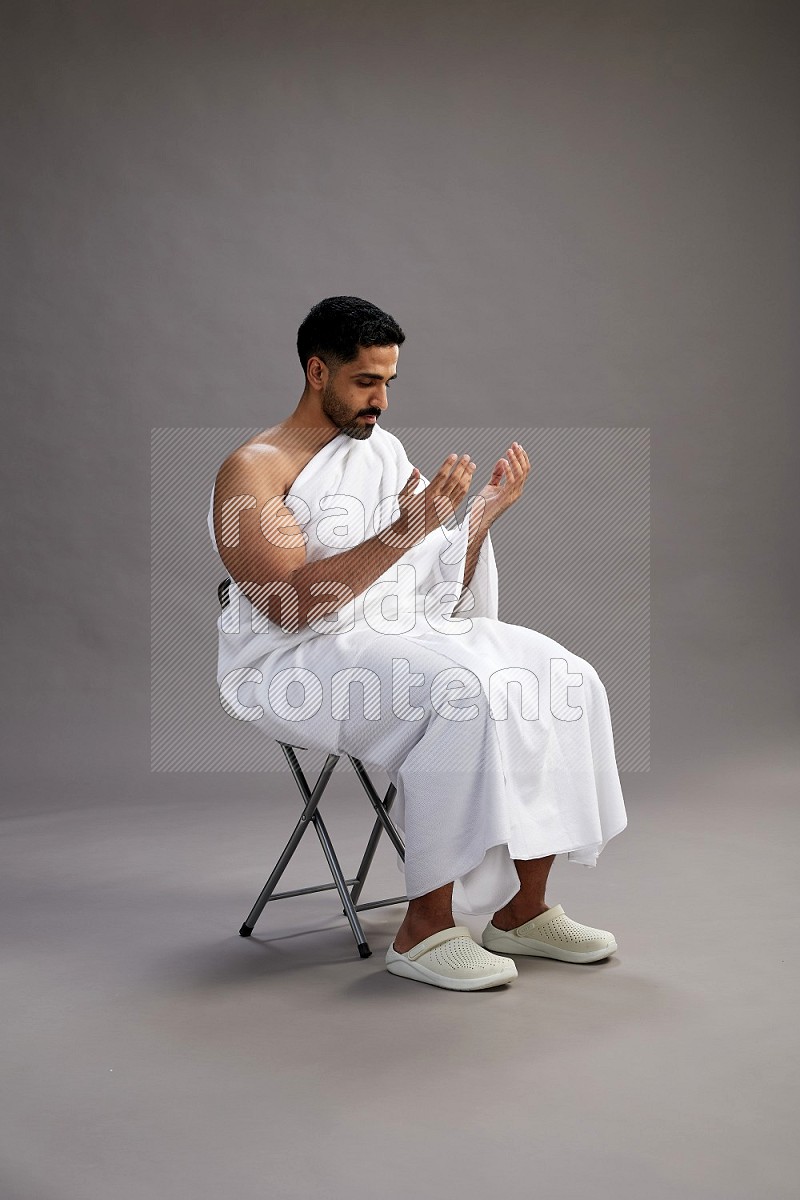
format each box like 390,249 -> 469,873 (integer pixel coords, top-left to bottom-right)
401,466 -> 420,494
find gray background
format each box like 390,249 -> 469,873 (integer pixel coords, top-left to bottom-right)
2,0 -> 797,806
2,3 -> 799,1200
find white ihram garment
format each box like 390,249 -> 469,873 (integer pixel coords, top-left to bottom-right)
207,425 -> 627,916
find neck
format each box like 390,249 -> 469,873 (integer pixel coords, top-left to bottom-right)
278,393 -> 341,451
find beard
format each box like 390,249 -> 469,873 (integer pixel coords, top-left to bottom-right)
321,379 -> 378,440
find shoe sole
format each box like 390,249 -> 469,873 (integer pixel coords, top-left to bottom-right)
481,934 -> 618,963
386,955 -> 518,991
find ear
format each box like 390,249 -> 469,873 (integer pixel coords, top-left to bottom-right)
307,354 -> 327,390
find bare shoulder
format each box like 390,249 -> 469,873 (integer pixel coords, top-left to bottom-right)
211,430 -> 309,585
216,434 -> 291,498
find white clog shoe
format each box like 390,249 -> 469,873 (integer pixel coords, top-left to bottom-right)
481,903 -> 617,963
385,925 -> 518,991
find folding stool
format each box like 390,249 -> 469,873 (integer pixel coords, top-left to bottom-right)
218,577 -> 408,958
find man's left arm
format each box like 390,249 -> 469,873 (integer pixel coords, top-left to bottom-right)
456,441 -> 531,604
460,501 -> 491,597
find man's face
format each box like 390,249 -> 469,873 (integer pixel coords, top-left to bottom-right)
319,344 -> 399,440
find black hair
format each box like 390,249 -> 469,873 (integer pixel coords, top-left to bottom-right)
296,295 -> 405,378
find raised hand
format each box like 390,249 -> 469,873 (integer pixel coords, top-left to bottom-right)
389,452 -> 477,547
473,442 -> 530,529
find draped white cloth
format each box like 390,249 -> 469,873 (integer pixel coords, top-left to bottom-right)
207,425 -> 627,916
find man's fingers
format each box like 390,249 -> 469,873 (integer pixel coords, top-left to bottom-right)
506,445 -> 529,482
411,455 -> 476,534
431,453 -> 470,490
445,455 -> 476,501
435,453 -> 460,482
509,442 -> 530,475
451,455 -> 475,482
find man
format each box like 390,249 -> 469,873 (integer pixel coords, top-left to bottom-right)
208,295 -> 627,991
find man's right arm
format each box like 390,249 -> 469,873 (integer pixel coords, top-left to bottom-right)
213,444 -> 418,633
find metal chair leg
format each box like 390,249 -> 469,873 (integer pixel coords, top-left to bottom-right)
239,749 -> 339,937
239,745 -> 407,958
310,809 -> 371,958
348,757 -> 405,857
347,759 -> 404,906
